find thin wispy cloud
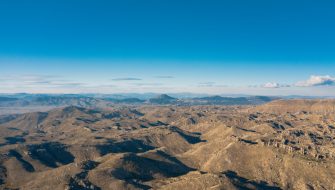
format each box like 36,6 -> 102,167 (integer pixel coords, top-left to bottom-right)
0,74 -> 86,88
1,72 -> 335,96
132,83 -> 164,87
91,84 -> 117,88
197,82 -> 229,88
0,74 -> 58,82
112,77 -> 142,81
154,76 -> 174,79
198,82 -> 216,87
52,82 -> 85,87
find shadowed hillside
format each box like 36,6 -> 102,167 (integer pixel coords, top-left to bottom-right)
0,100 -> 334,189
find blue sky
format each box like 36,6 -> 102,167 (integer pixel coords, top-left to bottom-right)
1,0 -> 335,95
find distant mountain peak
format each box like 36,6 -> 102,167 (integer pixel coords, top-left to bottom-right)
149,94 -> 177,104
154,94 -> 176,100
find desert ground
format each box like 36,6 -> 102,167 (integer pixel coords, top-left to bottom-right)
0,99 -> 334,189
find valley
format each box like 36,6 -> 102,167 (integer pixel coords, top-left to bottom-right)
0,98 -> 334,189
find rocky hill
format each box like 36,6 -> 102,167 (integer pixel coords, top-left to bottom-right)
253,99 -> 335,113
0,100 -> 334,189
148,94 -> 178,104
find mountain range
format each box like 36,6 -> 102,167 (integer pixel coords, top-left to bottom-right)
0,93 -> 278,108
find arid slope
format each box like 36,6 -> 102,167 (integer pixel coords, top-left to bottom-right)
0,100 -> 334,189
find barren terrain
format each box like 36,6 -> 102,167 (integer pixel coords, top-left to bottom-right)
0,99 -> 334,189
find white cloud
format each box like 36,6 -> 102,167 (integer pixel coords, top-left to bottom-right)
263,82 -> 280,88
261,75 -> 335,89
295,75 -> 335,87
262,82 -> 289,88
